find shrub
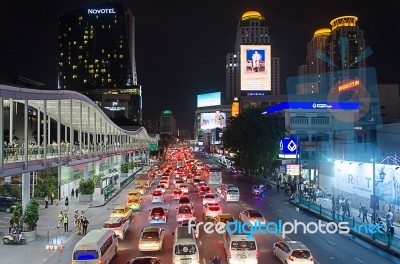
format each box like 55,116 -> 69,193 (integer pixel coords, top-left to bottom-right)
79,179 -> 95,195
23,200 -> 39,231
121,163 -> 129,173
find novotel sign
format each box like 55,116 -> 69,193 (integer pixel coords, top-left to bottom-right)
88,8 -> 117,14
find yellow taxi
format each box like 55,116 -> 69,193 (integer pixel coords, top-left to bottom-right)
110,205 -> 133,220
214,213 -> 235,224
134,185 -> 146,195
127,197 -> 142,211
127,190 -> 140,199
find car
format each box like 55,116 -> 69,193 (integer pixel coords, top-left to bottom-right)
273,241 -> 315,264
178,196 -> 192,207
110,205 -> 133,220
172,190 -> 183,200
127,197 -> 142,211
127,190 -> 141,199
151,191 -> 165,204
197,182 -> 207,190
155,184 -> 167,194
127,257 -> 162,264
138,227 -> 165,252
202,193 -> 219,205
149,207 -> 168,224
239,209 -> 266,225
214,214 -> 235,225
198,186 -> 211,196
102,216 -> 130,240
173,176 -> 182,185
203,203 -> 222,220
160,180 -> 170,189
161,176 -> 170,182
193,178 -> 203,186
179,184 -> 189,194
176,205 -> 195,222
0,195 -> 19,213
134,185 -> 146,195
178,220 -> 199,238
175,180 -> 185,188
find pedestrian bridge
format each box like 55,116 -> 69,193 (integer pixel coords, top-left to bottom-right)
0,84 -> 158,178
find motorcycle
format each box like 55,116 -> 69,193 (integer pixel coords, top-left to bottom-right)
210,255 -> 222,264
289,193 -> 297,201
252,185 -> 266,196
3,233 -> 26,245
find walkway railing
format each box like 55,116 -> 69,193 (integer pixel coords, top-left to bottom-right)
299,198 -> 400,250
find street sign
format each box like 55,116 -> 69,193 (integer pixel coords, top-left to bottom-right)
149,142 -> 158,151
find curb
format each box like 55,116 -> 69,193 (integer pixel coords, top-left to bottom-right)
289,200 -> 400,258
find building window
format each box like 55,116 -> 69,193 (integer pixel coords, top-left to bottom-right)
291,116 -> 309,125
72,75 -> 77,79
72,65 -> 77,69
311,116 -> 329,125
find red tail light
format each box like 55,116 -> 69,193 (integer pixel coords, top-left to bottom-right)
288,255 -> 294,261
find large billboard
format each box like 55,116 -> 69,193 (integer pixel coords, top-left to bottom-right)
197,92 -> 221,108
200,111 -> 226,130
240,45 -> 271,91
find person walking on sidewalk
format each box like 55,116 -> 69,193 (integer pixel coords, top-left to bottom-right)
74,209 -> 80,231
58,211 -> 64,229
75,189 -> 79,199
65,197 -> 69,210
44,195 -> 49,208
358,203 -> 362,217
362,206 -> 369,224
71,188 -> 75,199
82,217 -> 89,235
51,193 -> 54,205
63,214 -> 69,232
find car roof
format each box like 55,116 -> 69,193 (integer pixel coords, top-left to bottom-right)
218,214 -> 233,219
246,209 -> 261,214
143,227 -> 161,232
284,241 -> 310,250
105,217 -> 123,223
114,205 -> 126,209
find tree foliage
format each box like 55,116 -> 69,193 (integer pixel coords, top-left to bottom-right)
79,178 -> 95,195
23,200 -> 39,231
35,168 -> 58,198
222,108 -> 285,175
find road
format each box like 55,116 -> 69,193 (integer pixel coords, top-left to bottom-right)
26,154 -> 399,264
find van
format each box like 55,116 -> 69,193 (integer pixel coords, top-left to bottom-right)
221,184 -> 240,202
72,229 -> 118,264
223,231 -> 258,264
172,226 -> 200,264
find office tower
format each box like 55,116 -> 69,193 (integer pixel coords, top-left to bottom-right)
226,11 -> 281,104
57,2 -> 142,124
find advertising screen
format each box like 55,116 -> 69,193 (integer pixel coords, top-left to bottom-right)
200,112 -> 226,130
240,45 -> 271,91
286,164 -> 300,176
197,92 -> 221,108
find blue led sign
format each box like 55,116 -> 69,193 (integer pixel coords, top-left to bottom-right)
280,137 -> 300,155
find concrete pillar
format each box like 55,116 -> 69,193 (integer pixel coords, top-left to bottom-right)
58,166 -> 62,201
24,100 -> 28,169
94,112 -> 97,152
9,99 -> 13,144
0,98 -> 3,174
47,115 -> 51,145
57,100 -> 61,162
37,107 -> 41,147
22,172 -> 30,213
95,161 -> 100,175
79,102 -> 82,158
69,99 -> 73,160
43,100 -> 47,165
84,163 -> 89,179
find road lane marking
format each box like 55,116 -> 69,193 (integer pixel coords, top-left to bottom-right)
327,240 -> 335,245
199,240 -> 202,246
278,209 -> 283,213
202,258 -> 206,264
355,257 -> 365,263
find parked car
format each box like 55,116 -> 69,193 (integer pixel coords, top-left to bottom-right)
0,195 -> 19,213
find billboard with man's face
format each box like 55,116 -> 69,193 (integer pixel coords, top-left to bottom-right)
240,45 -> 271,91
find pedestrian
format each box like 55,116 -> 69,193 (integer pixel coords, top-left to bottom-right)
8,219 -> 14,234
82,217 -> 89,235
358,203 -> 362,217
75,189 -> 79,199
362,206 -> 369,224
51,193 -> 54,205
58,210 -> 64,229
74,209 -> 79,228
71,188 -> 75,199
63,214 -> 69,232
65,197 -> 69,210
44,195 -> 49,208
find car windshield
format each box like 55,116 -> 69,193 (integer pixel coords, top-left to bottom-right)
227,190 -> 238,195
132,258 -> 157,264
73,250 -> 99,260
249,212 -> 263,218
231,241 -> 256,251
113,208 -> 125,214
152,208 -> 165,215
179,206 -> 192,214
175,244 -> 197,255
292,250 -> 311,259
141,231 -> 159,240
103,222 -> 121,228
129,198 -> 139,203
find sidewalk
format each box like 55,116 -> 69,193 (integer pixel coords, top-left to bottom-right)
0,166 -> 144,262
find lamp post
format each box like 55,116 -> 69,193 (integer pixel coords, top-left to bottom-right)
371,129 -> 385,228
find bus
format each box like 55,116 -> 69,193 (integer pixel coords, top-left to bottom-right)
203,164 -> 222,185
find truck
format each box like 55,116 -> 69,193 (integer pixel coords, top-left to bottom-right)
135,173 -> 154,187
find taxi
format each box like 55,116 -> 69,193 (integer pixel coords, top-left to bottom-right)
110,205 -> 133,220
127,197 -> 142,211
214,213 -> 235,224
127,190 -> 140,199
134,185 -> 146,195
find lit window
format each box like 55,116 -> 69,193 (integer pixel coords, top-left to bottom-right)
95,74 -> 99,78
78,55 -> 82,59
95,59 -> 99,63
69,27 -> 71,31
72,65 -> 77,69
73,41 -> 76,45
89,65 -> 93,68
85,31 -> 88,34
107,54 -> 111,58
84,35 -> 88,40
102,49 -> 105,53
119,55 -> 123,59
83,79 -> 87,83
79,46 -> 82,50
60,52 -> 64,56
108,79 -> 112,83
114,20 -> 117,24
101,69 -> 106,73
119,45 -> 123,49
63,76 -> 66,79
89,69 -> 94,73
59,62 -> 63,66
114,54 -> 117,58
107,74 -> 111,78
102,25 -> 105,29
84,40 -> 88,44
72,75 -> 77,79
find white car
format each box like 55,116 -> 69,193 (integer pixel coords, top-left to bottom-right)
149,207 -> 168,224
155,184 -> 167,194
175,180 -> 185,188
138,227 -> 165,252
202,193 -> 219,205
239,209 -> 266,225
151,191 -> 165,204
179,184 -> 189,194
203,203 -> 222,220
160,180 -> 170,189
273,241 -> 314,264
176,205 -> 195,222
102,216 -> 130,240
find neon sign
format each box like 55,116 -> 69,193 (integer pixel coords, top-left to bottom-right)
338,80 -> 360,92
88,8 -> 116,14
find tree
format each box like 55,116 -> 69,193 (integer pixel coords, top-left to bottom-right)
79,179 -> 95,195
222,108 -> 285,177
35,168 -> 58,198
23,200 -> 39,231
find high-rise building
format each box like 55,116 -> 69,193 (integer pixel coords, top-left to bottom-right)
297,16 -> 367,95
57,2 -> 142,124
225,11 -> 282,107
159,110 -> 176,137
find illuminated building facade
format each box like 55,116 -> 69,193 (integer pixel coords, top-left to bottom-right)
57,2 -> 141,124
225,11 -> 282,109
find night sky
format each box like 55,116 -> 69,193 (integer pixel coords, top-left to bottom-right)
1,0 -> 399,132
